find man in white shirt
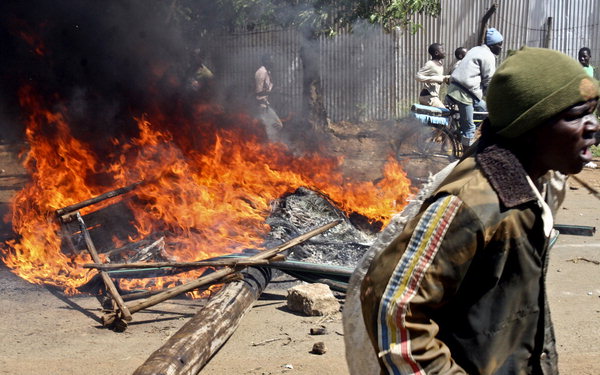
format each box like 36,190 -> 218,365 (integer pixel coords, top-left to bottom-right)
255,54 -> 283,143
416,43 -> 450,108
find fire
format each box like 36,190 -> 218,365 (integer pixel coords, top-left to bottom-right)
10,18 -> 47,57
1,86 -> 413,295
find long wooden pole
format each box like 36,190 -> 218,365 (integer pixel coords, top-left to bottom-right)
56,181 -> 144,217
84,254 -> 285,270
133,266 -> 272,375
571,175 -> 600,201
76,212 -> 132,321
87,256 -> 352,279
102,219 -> 341,326
478,3 -> 498,45
544,17 -> 553,48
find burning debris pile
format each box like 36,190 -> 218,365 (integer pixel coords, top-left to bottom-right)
51,172 -> 396,323
0,3 -> 413,284
0,93 -> 412,290
0,83 -> 414,316
53,177 -> 358,328
0,2 -> 421,371
267,186 -> 380,266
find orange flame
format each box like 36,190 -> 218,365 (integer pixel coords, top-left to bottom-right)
1,86 -> 413,295
11,19 -> 47,57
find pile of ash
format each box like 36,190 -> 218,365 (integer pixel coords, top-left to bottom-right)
264,187 -> 381,267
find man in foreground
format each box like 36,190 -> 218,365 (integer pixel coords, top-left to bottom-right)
360,47 -> 599,374
446,28 -> 503,148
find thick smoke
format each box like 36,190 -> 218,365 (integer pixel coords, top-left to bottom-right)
0,1 -> 394,156
0,1 -> 204,149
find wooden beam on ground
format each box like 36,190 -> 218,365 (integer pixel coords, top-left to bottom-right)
101,219 -> 342,327
132,220 -> 342,374
133,266 -> 271,375
571,175 -> 600,201
76,212 -> 132,321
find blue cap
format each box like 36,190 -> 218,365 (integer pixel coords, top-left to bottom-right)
486,28 -> 503,45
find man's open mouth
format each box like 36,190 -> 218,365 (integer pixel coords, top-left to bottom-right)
581,145 -> 594,162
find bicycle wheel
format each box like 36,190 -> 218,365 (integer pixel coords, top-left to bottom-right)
393,119 -> 459,181
415,125 -> 459,161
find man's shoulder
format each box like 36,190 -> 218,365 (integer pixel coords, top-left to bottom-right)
255,66 -> 267,75
423,59 -> 443,68
418,60 -> 432,69
467,45 -> 493,59
435,157 -> 492,197
434,156 -> 516,214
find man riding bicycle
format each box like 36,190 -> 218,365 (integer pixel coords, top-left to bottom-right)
446,28 -> 503,148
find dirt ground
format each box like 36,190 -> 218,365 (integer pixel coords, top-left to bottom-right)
1,139 -> 600,375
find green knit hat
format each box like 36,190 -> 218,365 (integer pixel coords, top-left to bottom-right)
487,46 -> 599,138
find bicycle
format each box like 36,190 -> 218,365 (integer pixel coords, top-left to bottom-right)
410,103 -> 488,160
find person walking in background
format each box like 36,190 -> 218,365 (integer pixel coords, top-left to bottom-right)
361,46 -> 598,375
446,28 -> 503,148
449,46 -> 468,74
578,47 -> 600,159
415,43 -> 450,108
255,53 -> 283,143
186,48 -> 214,103
578,47 -> 596,79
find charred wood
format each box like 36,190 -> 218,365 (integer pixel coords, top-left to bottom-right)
108,236 -> 169,263
85,254 -> 286,270
121,272 -> 244,302
133,266 -> 272,375
76,212 -> 132,321
101,220 -> 341,327
56,181 -> 143,218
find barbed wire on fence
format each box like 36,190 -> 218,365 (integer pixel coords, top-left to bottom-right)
497,15 -> 600,32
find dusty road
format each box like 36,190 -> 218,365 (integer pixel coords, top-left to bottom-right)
1,143 -> 599,374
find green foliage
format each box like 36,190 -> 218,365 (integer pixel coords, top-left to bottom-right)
177,0 -> 441,36
592,145 -> 600,158
368,0 -> 441,31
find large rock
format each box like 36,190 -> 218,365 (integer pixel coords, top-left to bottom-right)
286,283 -> 340,316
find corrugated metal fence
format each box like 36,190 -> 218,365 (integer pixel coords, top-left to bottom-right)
211,28 -> 304,119
211,0 -> 600,122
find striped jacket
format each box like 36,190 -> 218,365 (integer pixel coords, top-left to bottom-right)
361,144 -> 559,375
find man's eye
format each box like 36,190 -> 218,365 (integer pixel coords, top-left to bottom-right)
564,112 -> 584,121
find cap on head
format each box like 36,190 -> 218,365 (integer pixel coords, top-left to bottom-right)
485,28 -> 503,45
487,46 -> 599,138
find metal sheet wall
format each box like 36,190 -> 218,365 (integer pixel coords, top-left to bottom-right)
319,25 -> 404,121
211,0 -> 600,123
210,27 -> 303,119
527,0 -> 600,60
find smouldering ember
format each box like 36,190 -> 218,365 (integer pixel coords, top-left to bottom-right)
0,86 -> 413,294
